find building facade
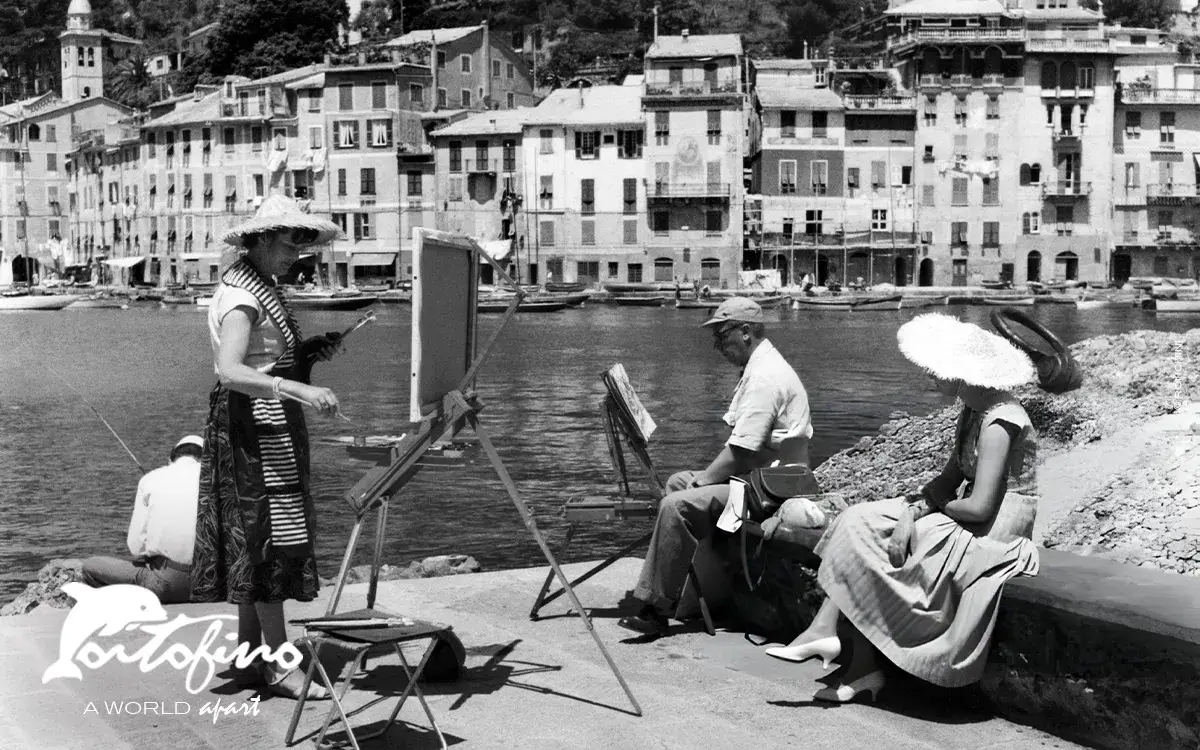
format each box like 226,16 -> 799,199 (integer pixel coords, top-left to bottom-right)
640,32 -> 746,288
386,25 -> 538,112
522,85 -> 648,287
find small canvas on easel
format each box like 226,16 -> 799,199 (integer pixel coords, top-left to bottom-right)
602,364 -> 657,443
409,228 -> 480,423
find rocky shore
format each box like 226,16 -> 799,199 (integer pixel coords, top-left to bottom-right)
814,327 -> 1200,574
0,554 -> 481,616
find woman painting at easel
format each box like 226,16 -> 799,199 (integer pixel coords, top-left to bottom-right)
191,195 -> 344,700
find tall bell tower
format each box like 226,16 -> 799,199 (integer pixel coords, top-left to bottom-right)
60,0 -> 105,102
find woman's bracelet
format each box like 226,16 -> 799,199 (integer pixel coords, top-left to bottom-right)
271,376 -> 284,400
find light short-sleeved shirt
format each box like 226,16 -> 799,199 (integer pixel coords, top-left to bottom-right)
723,339 -> 813,462
207,283 -> 286,374
126,457 -> 201,565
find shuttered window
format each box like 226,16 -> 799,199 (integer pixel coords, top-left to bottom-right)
623,178 -> 637,214
623,219 -> 637,244
580,179 -> 595,215
540,221 -> 555,246
581,220 -> 595,245
952,177 -> 968,205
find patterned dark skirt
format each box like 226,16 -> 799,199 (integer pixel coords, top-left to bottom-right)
190,382 -> 320,605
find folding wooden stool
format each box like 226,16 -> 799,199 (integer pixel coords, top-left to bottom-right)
285,608 -> 450,750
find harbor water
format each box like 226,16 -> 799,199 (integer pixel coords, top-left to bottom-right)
0,301 -> 1194,600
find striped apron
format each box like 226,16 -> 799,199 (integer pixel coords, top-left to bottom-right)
191,259 -> 319,605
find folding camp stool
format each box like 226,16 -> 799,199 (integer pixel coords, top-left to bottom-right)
284,608 -> 450,750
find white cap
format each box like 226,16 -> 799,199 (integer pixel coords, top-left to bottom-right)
174,435 -> 204,450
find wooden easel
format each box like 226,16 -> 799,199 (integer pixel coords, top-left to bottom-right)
323,243 -> 642,717
528,377 -> 717,637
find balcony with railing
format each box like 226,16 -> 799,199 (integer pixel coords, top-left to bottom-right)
766,134 -> 840,146
465,158 -> 500,174
643,79 -> 741,99
1115,186 -> 1146,205
1147,183 -> 1200,204
646,181 -> 731,200
843,94 -> 917,111
1040,85 -> 1096,99
1120,87 -> 1200,105
1025,37 -> 1112,53
1041,181 -> 1092,198
1052,127 -> 1084,145
71,128 -> 105,148
891,26 -> 1025,49
761,226 -> 846,248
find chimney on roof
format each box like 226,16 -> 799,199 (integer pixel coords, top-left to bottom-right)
682,29 -> 689,41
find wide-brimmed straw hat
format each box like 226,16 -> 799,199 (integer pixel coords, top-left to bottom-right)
222,194 -> 342,248
897,312 -> 1036,390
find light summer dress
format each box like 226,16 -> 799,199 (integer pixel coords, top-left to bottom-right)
814,401 -> 1039,687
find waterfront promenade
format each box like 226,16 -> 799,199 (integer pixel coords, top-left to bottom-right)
0,559 -> 1077,749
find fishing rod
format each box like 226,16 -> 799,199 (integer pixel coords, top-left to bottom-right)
40,364 -> 147,475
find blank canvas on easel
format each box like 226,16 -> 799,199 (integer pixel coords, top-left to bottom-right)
409,228 -> 480,423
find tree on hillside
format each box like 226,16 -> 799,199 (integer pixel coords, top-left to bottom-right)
205,0 -> 347,79
108,46 -> 160,108
1082,0 -> 1172,30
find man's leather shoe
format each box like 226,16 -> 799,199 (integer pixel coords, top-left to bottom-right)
618,606 -> 668,637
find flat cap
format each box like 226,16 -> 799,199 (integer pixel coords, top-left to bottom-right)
700,297 -> 764,327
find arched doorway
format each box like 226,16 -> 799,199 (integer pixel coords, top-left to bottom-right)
918,257 -> 935,286
921,47 -> 941,77
1055,250 -> 1078,281
983,46 -> 1003,75
1112,252 -> 1132,284
1026,251 -> 1042,283
894,256 -> 908,286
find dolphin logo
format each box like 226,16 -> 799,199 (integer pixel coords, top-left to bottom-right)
41,583 -> 169,683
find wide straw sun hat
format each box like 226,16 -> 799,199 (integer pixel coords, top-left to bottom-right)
222,194 -> 342,248
897,312 -> 1036,390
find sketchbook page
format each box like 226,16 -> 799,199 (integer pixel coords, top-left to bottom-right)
603,363 -> 657,442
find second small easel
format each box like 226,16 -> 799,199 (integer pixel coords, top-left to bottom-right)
528,368 -> 718,636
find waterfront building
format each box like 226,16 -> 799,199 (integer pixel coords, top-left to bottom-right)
385,24 -> 538,112
746,58 -> 917,287
0,0 -> 136,287
521,84 -> 648,287
876,0 -> 1117,286
640,32 -> 746,288
430,108 -> 531,283
1110,25 -> 1200,282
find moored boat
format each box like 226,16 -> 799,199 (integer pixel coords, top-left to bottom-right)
377,289 -> 412,304
478,299 -> 567,313
531,292 -> 589,307
613,295 -> 666,307
980,297 -> 1036,306
604,281 -> 673,295
0,293 -> 82,311
545,281 -> 588,294
287,294 -> 377,310
1153,298 -> 1200,313
66,296 -> 128,310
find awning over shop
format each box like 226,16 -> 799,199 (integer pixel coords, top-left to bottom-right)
351,252 -> 398,266
1193,153 -> 1200,172
480,240 -> 513,261
103,256 -> 147,268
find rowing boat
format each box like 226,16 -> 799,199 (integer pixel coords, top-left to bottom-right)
613,295 -> 666,307
980,297 -> 1036,307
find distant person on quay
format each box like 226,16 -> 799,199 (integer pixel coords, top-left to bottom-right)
766,313 -> 1040,702
80,435 -> 204,604
191,195 -> 345,700
619,297 -> 813,638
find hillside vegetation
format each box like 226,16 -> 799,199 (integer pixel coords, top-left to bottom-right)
0,0 -> 1179,105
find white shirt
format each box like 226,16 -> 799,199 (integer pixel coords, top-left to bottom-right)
207,284 -> 286,375
126,456 -> 201,565
723,339 -> 813,461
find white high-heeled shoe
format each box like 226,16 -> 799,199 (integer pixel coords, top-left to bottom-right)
812,670 -> 886,704
763,636 -> 842,669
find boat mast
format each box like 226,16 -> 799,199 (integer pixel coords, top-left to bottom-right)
18,105 -> 31,290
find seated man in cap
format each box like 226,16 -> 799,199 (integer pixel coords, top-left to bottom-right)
81,435 -> 203,604
619,297 -> 814,637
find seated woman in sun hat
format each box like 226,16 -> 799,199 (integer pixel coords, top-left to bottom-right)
763,312 -> 1040,702
191,194 -> 346,700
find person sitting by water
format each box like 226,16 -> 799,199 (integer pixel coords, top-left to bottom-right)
765,313 -> 1039,702
81,435 -> 203,604
619,298 -> 814,638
